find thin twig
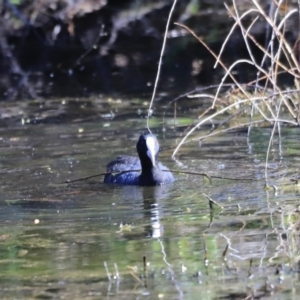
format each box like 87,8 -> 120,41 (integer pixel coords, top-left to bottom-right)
63,168 -> 256,184
146,0 -> 178,132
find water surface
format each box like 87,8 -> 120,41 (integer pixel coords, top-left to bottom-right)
0,97 -> 300,299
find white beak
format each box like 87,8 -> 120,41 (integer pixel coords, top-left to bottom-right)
146,136 -> 157,167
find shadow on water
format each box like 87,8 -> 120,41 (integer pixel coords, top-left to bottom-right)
0,98 -> 300,298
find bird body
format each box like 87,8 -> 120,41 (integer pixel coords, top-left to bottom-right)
104,134 -> 174,186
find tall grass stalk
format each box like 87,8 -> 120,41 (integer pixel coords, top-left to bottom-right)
146,0 -> 178,133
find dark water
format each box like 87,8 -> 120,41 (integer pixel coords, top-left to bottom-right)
0,98 -> 300,299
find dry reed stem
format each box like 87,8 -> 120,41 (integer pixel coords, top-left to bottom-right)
146,0 -> 178,132
172,26 -> 274,157
228,2 -> 287,117
230,1 -> 282,183
252,0 -> 300,73
172,0 -> 300,181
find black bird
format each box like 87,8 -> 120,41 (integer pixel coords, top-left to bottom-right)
104,134 -> 174,186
